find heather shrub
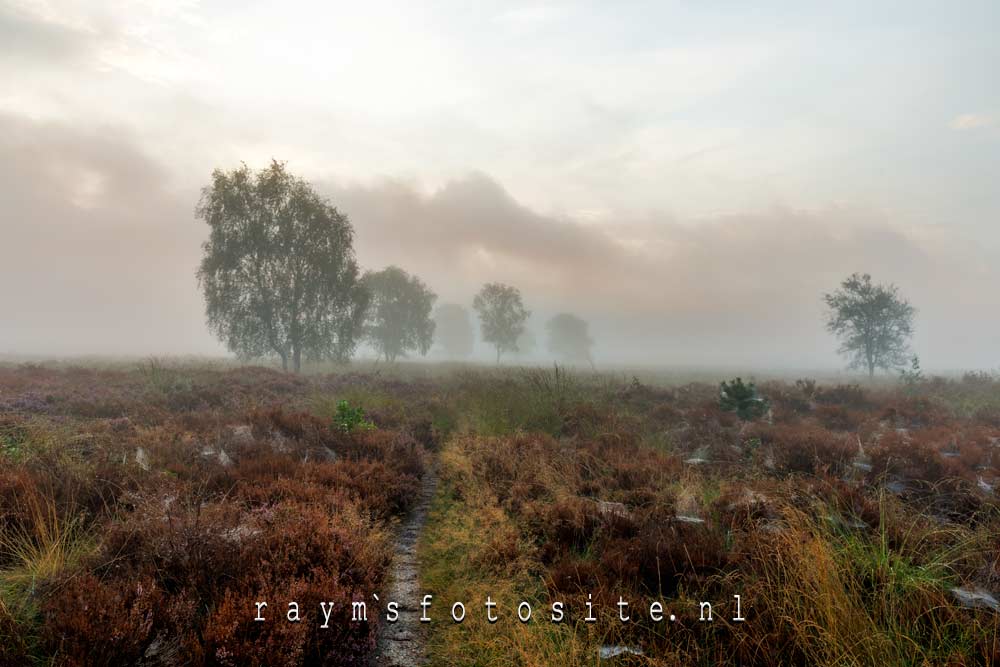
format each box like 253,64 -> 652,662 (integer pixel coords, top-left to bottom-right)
343,429 -> 426,481
247,502 -> 390,610
712,482 -> 782,529
526,496 -> 603,554
235,476 -> 353,511
409,417 -> 437,450
5,364 -> 999,666
307,459 -> 420,519
815,404 -> 863,432
559,401 -> 610,437
94,498 -> 249,600
228,448 -> 302,484
41,501 -> 391,665
202,575 -> 372,667
545,555 -> 601,593
880,397 -> 951,429
973,404 -> 1000,427
0,601 -> 34,665
816,383 -> 870,409
649,402 -> 686,426
249,407 -> 337,448
598,520 -> 728,596
750,424 -> 857,476
868,430 -> 945,482
41,574 -> 195,666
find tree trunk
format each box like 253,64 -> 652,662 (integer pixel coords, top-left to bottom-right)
293,345 -> 301,373
496,346 -> 501,365
280,352 -> 288,372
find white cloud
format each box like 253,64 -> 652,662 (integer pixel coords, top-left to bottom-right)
496,5 -> 567,26
949,113 -> 997,130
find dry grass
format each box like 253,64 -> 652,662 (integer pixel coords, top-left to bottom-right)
418,370 -> 1000,666
1,490 -> 89,592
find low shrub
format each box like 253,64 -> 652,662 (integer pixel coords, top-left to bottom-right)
815,405 -> 864,432
719,378 -> 769,421
816,384 -> 870,409
333,400 -> 375,433
749,424 -> 857,476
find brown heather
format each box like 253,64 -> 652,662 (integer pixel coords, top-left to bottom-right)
2,363 -> 1000,665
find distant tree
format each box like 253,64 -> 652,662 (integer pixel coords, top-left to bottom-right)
362,266 -> 437,362
546,313 -> 594,367
823,273 -> 916,378
196,161 -> 368,372
472,283 -> 530,364
433,303 -> 474,358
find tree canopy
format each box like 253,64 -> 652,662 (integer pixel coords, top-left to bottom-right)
196,161 -> 368,372
433,303 -> 475,358
546,313 -> 594,367
362,266 -> 437,362
823,272 -> 916,377
472,283 -> 530,364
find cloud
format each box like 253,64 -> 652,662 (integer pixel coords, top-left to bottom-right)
0,112 -> 216,356
0,3 -> 93,64
0,1 -> 202,90
949,113 -> 998,130
495,5 -> 568,27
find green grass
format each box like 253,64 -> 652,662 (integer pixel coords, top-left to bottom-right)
744,497 -> 995,667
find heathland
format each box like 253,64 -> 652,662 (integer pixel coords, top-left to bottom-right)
1,360 -> 998,666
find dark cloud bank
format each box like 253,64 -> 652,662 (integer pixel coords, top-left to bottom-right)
2,114 -> 997,370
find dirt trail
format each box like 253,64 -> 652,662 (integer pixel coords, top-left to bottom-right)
372,466 -> 437,666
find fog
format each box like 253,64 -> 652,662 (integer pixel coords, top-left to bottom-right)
1,111 -> 997,370
2,2 -> 999,370
334,175 -> 1000,370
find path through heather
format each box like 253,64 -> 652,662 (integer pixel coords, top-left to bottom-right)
371,466 -> 438,666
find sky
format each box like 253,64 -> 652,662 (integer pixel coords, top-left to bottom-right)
1,0 -> 998,369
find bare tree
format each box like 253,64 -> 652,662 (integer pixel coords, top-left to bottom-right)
824,272 -> 915,378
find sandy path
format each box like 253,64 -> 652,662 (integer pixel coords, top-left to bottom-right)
371,466 -> 438,666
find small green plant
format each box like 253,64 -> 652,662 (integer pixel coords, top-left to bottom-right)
720,377 -> 769,421
333,400 -> 375,432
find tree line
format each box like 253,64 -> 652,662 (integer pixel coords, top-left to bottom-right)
197,162 -> 916,376
196,162 -> 595,371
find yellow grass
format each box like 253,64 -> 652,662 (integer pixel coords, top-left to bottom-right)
420,437 -> 620,666
1,483 -> 90,610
